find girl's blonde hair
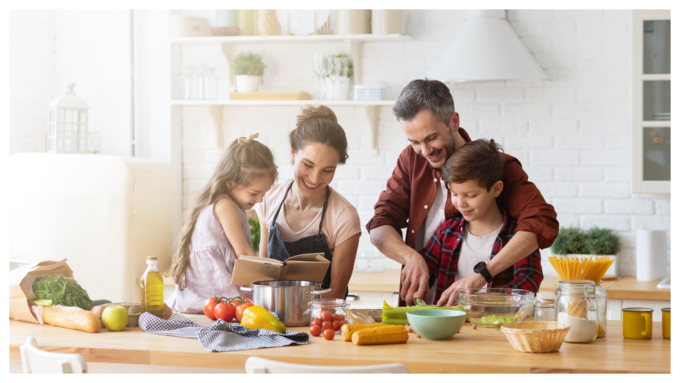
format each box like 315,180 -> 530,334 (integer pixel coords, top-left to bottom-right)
169,134 -> 277,290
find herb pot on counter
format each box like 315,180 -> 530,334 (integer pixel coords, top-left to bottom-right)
240,281 -> 332,327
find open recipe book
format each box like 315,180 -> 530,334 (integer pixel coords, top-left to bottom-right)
231,253 -> 330,286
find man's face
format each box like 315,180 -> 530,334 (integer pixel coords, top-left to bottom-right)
400,109 -> 459,169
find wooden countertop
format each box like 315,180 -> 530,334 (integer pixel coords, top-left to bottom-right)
347,271 -> 670,301
9,315 -> 670,373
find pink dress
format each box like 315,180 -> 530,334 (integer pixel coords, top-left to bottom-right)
167,195 -> 252,313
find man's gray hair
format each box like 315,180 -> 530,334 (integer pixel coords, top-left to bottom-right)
392,79 -> 455,125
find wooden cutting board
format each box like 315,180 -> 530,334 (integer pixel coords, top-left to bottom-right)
229,91 -> 312,100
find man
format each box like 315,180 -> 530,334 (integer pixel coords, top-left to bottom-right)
366,79 -> 558,306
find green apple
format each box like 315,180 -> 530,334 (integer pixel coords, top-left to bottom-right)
102,305 -> 129,331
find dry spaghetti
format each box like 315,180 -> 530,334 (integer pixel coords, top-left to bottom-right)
548,255 -> 614,283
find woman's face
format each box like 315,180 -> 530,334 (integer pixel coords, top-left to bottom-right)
292,142 -> 340,199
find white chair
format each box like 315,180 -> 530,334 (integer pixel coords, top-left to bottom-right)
245,356 -> 409,374
20,336 -> 88,374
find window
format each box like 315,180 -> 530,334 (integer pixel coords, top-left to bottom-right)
631,10 -> 671,193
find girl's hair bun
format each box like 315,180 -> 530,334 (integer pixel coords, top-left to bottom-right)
296,104 -> 338,126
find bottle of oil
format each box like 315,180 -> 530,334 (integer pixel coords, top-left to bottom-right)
141,256 -> 164,318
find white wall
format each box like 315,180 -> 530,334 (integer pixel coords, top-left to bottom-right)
177,10 -> 670,277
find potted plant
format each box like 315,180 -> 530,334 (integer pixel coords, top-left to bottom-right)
323,53 -> 353,100
232,51 -> 266,93
552,226 -> 621,277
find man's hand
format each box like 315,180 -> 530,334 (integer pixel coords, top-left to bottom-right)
400,253 -> 431,306
436,272 -> 487,307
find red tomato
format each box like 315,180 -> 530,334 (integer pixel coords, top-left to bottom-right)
322,320 -> 333,330
204,297 -> 221,320
311,318 -> 323,327
334,313 -> 345,321
214,302 -> 235,322
242,297 -> 253,304
321,311 -> 332,321
323,329 -> 335,340
236,303 -> 254,322
332,320 -> 343,331
309,325 -> 322,337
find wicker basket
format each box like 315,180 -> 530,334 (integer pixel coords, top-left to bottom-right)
501,321 -> 571,353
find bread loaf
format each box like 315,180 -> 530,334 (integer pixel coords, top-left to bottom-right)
44,305 -> 102,333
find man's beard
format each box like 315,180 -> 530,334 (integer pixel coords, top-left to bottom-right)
429,127 -> 456,169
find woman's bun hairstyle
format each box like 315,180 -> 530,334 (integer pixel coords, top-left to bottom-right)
290,104 -> 348,164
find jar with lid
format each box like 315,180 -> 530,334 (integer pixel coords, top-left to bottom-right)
201,67 -> 219,100
308,298 -> 349,333
555,280 -> 598,343
174,66 -> 193,100
595,282 -> 607,338
534,291 -> 556,322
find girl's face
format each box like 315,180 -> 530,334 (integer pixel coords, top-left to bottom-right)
292,142 -> 340,199
448,179 -> 503,222
228,175 -> 275,211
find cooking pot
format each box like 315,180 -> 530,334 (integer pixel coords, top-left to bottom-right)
240,281 -> 333,326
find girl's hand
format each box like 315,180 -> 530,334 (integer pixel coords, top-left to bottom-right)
214,198 -> 257,257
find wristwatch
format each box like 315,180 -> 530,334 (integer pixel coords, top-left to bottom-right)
473,261 -> 494,283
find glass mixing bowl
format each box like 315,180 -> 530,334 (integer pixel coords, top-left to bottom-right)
455,288 -> 535,328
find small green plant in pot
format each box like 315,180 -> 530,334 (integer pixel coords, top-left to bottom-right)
232,51 -> 266,93
552,226 -> 620,277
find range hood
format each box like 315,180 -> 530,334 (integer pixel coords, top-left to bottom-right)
424,10 -> 549,83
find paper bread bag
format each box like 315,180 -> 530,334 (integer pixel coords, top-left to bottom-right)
9,259 -> 74,324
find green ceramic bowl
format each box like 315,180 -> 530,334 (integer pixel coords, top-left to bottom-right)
406,309 -> 467,340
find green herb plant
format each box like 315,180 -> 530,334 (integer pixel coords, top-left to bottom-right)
32,274 -> 93,310
249,217 -> 260,253
326,53 -> 354,78
552,226 -> 621,256
232,52 -> 267,77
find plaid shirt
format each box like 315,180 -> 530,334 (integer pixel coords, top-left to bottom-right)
420,206 -> 543,303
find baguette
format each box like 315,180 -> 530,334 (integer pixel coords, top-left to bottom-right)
43,305 -> 101,333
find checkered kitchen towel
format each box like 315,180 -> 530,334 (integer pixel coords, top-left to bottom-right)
138,312 -> 310,352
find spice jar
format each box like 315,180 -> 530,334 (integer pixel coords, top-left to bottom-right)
534,291 -> 556,322
555,280 -> 598,343
308,298 -> 349,333
595,282 -> 607,338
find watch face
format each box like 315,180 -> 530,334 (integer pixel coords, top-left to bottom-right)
474,262 -> 485,272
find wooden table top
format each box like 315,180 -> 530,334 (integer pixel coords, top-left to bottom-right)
9,315 -> 670,373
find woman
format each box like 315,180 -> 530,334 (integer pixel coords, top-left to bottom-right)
255,105 -> 361,299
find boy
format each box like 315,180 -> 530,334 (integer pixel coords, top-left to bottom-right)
420,139 -> 543,307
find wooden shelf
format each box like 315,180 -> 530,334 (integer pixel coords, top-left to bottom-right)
169,34 -> 413,44
169,100 -> 396,106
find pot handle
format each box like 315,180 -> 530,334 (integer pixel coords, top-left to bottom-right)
240,286 -> 253,292
309,288 -> 334,296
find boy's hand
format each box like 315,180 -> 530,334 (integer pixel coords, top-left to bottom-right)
436,273 -> 487,307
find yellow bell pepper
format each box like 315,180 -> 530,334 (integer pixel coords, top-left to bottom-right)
240,305 -> 287,334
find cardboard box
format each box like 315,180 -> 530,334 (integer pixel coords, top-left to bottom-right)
231,253 -> 330,286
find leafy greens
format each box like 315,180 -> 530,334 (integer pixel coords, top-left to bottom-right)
32,274 -> 93,310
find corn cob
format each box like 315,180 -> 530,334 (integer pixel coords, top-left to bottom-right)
351,325 -> 409,345
341,323 -> 391,341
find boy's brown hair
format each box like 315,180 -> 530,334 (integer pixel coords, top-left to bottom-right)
442,138 -> 504,191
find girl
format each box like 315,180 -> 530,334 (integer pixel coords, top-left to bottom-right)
167,133 -> 277,313
255,105 -> 361,299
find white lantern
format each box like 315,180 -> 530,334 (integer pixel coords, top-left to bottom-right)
47,83 -> 100,153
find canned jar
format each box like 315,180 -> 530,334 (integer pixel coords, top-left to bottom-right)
308,298 -> 349,333
534,291 -> 556,322
595,282 -> 607,338
555,280 -> 598,343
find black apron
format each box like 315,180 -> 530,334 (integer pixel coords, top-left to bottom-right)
267,181 -> 347,297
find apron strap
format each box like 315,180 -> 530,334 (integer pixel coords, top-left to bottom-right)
317,186 -> 331,240
270,181 -> 294,227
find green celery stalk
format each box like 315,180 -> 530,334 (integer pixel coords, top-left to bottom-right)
382,318 -> 410,325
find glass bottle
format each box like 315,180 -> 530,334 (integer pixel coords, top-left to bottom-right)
201,67 -> 218,100
308,298 -> 349,333
175,67 -> 192,100
555,280 -> 598,343
595,282 -> 608,338
534,291 -> 556,322
191,64 -> 206,100
141,256 -> 164,318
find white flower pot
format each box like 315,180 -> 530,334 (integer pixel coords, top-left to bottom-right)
235,75 -> 261,93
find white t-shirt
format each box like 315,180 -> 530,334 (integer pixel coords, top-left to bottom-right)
254,181 -> 362,252
455,224 -> 503,281
414,180 -> 447,304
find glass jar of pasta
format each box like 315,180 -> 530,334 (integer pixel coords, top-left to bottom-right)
595,282 -> 607,338
555,280 -> 598,343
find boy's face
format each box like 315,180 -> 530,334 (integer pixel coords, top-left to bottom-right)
448,179 -> 504,222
